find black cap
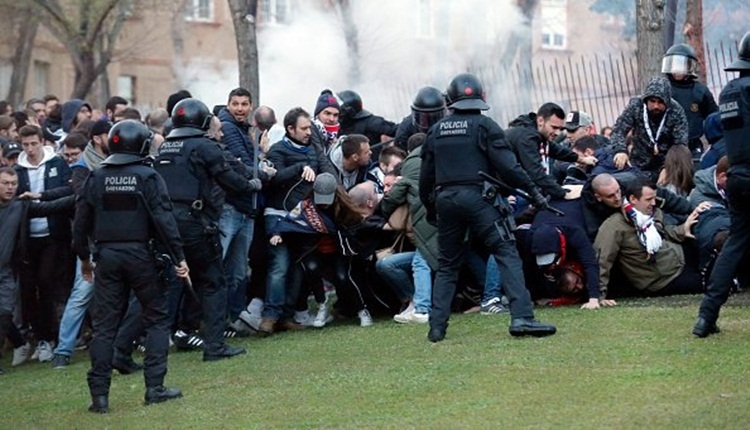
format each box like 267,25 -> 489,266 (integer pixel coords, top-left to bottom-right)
2,140 -> 21,158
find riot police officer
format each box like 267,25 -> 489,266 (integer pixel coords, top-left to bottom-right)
661,43 -> 719,157
694,32 -> 750,337
73,120 -> 188,413
393,86 -> 447,150
338,90 -> 398,158
154,98 -> 262,361
419,73 -> 557,342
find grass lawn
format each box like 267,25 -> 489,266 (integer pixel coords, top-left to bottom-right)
2,295 -> 750,429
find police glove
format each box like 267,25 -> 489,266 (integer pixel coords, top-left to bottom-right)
248,178 -> 263,191
426,209 -> 438,226
530,191 -> 550,211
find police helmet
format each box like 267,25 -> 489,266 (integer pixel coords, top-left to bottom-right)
411,86 -> 446,132
168,98 -> 213,139
661,43 -> 699,77
726,32 -> 750,72
102,120 -> 152,165
445,73 -> 489,111
337,90 -> 370,121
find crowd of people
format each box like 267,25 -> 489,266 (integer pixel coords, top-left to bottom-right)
1,35 -> 750,412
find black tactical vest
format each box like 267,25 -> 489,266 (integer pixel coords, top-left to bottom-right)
92,165 -> 150,242
154,137 -> 202,204
432,114 -> 489,186
719,76 -> 750,166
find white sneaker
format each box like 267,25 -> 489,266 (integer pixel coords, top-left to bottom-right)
238,310 -> 261,331
393,303 -> 415,324
12,342 -> 32,366
358,309 -> 373,327
312,305 -> 333,328
409,312 -> 429,324
294,310 -> 315,327
394,309 -> 428,324
36,340 -> 55,362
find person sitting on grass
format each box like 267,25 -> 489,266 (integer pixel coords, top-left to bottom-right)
594,177 -> 711,301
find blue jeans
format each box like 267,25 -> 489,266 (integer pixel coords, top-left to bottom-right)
262,215 -> 301,321
54,259 -> 94,357
483,257 -> 502,304
219,204 -> 255,320
376,251 -> 415,302
411,250 -> 432,314
376,250 -> 432,314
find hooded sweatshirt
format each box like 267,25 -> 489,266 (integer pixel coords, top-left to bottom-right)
610,76 -> 689,173
328,141 -> 367,190
14,146 -> 73,239
61,99 -> 91,133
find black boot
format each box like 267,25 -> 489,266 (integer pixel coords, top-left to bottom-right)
0,314 -> 11,375
693,317 -> 721,338
427,327 -> 446,343
88,395 -> 109,413
112,355 -> 144,375
509,318 -> 557,337
144,386 -> 183,405
203,344 -> 246,362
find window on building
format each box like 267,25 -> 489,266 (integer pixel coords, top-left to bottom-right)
33,61 -> 50,98
260,0 -> 290,25
417,0 -> 433,38
540,0 -> 567,50
186,0 -> 214,22
117,75 -> 136,105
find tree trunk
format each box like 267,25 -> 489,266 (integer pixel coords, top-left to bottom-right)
71,51 -> 98,100
683,0 -> 706,82
227,0 -> 260,103
7,8 -> 39,107
336,0 -> 360,88
171,0 -> 189,90
663,0 -> 677,50
636,0 -> 666,90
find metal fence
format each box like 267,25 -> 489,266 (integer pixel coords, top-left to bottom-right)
382,41 -> 740,131
477,41 -> 740,129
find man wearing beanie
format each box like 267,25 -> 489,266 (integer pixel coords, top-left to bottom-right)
311,89 -> 341,153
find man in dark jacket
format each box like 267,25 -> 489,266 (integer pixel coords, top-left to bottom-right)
260,107 -> 336,335
610,76 -> 689,178
14,124 -> 73,362
0,167 -> 73,375
506,103 -> 596,200
217,88 -> 265,325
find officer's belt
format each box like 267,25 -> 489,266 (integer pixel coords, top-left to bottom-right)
435,181 -> 483,191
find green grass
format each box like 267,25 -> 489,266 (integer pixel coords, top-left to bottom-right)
3,295 -> 750,429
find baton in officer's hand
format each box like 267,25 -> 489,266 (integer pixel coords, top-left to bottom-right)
478,171 -> 565,217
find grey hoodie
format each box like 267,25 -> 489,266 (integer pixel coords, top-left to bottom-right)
61,99 -> 91,133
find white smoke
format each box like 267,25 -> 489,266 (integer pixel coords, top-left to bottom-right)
181,0 -> 525,123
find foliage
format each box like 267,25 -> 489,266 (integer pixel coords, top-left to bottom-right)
2,295 -> 750,428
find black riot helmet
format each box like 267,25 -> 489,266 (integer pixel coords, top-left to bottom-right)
445,73 -> 489,111
661,43 -> 699,78
726,32 -> 750,72
411,86 -> 446,132
167,98 -> 213,139
102,119 -> 152,165
337,90 -> 370,121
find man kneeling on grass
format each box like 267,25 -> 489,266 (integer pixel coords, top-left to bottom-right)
594,176 -> 711,301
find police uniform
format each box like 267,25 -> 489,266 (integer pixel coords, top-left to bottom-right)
695,32 -> 750,337
419,73 -> 556,342
73,120 -> 184,412
154,98 -> 261,361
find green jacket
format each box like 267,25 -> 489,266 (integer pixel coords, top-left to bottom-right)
379,147 -> 439,271
594,208 -> 687,297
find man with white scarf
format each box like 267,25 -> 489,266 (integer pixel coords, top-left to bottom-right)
594,176 -> 710,301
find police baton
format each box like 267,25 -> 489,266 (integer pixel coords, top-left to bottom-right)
368,138 -> 395,151
478,171 -> 565,217
137,192 -> 200,302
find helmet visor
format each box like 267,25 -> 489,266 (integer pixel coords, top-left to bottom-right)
412,109 -> 446,132
661,55 -> 697,76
